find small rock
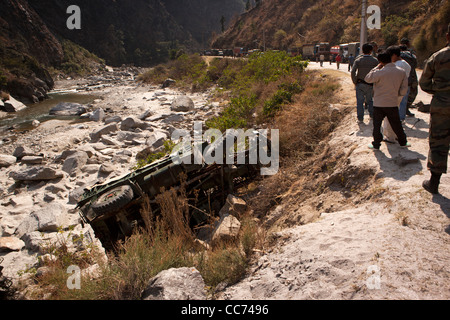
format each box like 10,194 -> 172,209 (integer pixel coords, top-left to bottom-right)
0,154 -> 16,168
161,78 -> 176,89
0,237 -> 25,252
89,108 -> 105,122
68,186 -> 87,204
162,114 -> 184,124
139,109 -> 154,121
142,267 -> 206,300
99,163 -> 115,175
212,214 -> 241,244
226,195 -> 248,216
31,203 -> 69,233
104,115 -> 122,125
21,156 -> 44,165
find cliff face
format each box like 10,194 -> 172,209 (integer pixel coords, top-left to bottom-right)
0,0 -> 63,67
0,0 -> 62,102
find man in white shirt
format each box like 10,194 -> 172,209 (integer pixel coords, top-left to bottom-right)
387,46 -> 411,121
365,52 -> 410,150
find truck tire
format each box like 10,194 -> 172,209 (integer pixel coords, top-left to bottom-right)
91,185 -> 134,216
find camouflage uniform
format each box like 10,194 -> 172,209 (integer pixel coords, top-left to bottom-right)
419,44 -> 450,174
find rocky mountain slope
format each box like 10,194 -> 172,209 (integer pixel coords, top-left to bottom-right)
212,0 -> 449,64
26,0 -> 245,66
0,0 -> 245,102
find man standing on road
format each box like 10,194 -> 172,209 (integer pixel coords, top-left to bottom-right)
320,54 -> 325,67
400,39 -> 419,117
387,45 -> 411,122
364,52 -> 410,150
351,43 -> 379,122
348,54 -> 355,72
336,54 -> 342,70
419,24 -> 450,194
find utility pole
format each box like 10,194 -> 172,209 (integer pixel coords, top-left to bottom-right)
263,29 -> 266,52
360,0 -> 368,46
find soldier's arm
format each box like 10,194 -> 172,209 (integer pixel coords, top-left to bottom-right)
419,56 -> 435,94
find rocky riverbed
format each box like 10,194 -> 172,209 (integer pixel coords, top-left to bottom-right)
0,67 -> 226,295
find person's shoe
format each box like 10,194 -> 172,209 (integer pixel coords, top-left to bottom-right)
422,180 -> 439,194
368,143 -> 380,150
406,110 -> 415,117
400,142 -> 411,148
422,172 -> 441,194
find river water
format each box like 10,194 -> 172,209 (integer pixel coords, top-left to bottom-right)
0,91 -> 100,132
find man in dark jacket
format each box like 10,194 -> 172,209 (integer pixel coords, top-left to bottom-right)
400,39 -> 418,117
351,43 -> 379,122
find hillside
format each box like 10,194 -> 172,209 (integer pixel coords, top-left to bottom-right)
0,0 -> 245,102
212,0 -> 450,64
27,0 -> 245,67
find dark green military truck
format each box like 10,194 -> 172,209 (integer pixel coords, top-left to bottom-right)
77,134 -> 262,250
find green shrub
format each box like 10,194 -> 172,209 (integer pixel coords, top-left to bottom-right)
133,140 -> 176,170
263,81 -> 303,117
206,94 -> 257,131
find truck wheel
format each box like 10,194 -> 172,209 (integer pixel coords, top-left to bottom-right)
91,185 -> 134,216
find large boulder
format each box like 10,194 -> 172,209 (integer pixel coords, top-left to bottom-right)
13,146 -> 34,160
62,151 -> 89,176
49,102 -> 87,116
171,95 -> 195,112
146,130 -> 168,149
120,116 -> 150,131
142,267 -> 206,300
1,96 -> 27,112
9,166 -> 64,181
15,203 -> 69,238
90,123 -> 120,142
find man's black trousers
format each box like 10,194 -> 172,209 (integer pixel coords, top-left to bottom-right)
372,106 -> 407,148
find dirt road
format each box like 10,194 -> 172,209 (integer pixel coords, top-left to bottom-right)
308,61 -> 433,105
221,62 -> 449,300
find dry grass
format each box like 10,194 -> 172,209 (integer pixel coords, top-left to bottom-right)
29,181 -> 266,299
246,71 -> 345,220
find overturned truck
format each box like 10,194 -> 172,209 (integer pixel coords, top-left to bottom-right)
77,132 -> 270,250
